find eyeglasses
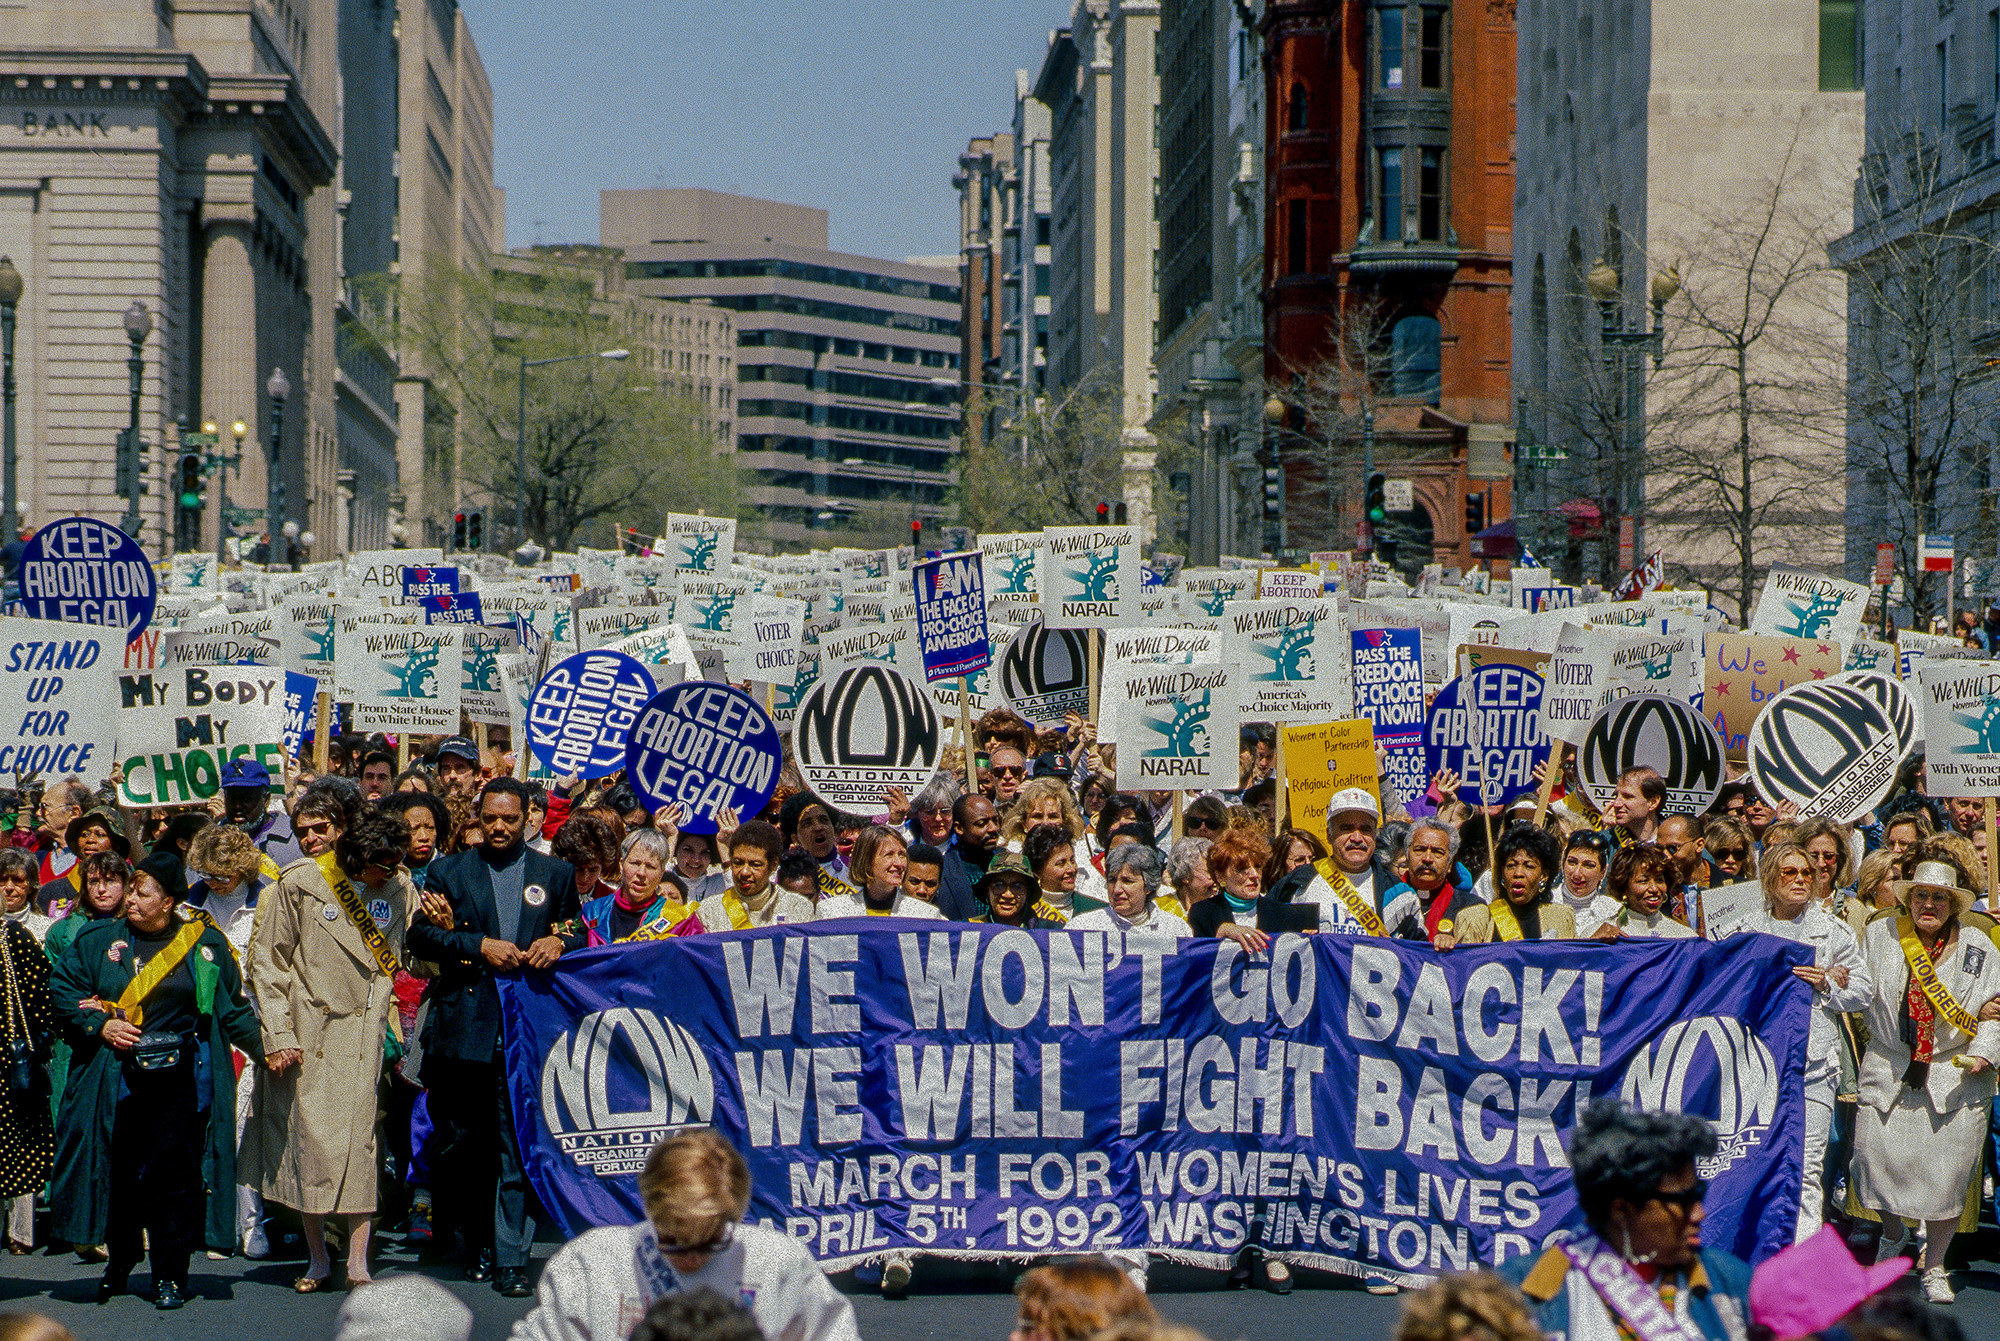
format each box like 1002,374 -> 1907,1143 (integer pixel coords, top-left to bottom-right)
297,819 -> 337,837
1185,816 -> 1224,832
1568,833 -> 1612,851
657,1224 -> 736,1256
1648,1180 -> 1708,1210
990,766 -> 1026,779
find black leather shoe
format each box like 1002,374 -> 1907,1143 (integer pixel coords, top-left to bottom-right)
496,1267 -> 532,1298
465,1249 -> 494,1283
154,1279 -> 187,1311
95,1273 -> 128,1304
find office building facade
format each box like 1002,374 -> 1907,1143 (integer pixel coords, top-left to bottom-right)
607,189 -> 960,554
0,0 -> 343,559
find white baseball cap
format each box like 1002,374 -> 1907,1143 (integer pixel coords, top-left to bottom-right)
1325,787 -> 1380,823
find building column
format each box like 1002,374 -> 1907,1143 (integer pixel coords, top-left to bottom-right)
199,216 -> 256,556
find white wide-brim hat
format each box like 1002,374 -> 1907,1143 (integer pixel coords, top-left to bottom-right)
1889,859 -> 1978,918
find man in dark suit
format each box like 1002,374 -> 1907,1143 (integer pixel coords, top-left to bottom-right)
408,777 -> 582,1297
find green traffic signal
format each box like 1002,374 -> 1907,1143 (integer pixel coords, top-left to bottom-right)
1365,472 -> 1387,523
179,490 -> 202,509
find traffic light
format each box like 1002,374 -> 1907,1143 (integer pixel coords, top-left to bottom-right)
176,453 -> 204,512
1262,466 -> 1283,521
910,518 -> 923,547
1466,491 -> 1487,534
1366,473 -> 1387,524
452,512 -> 467,550
465,510 -> 484,551
116,428 -> 143,497
1096,501 -> 1110,525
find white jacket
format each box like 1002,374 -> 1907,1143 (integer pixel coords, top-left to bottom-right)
1856,916 -> 2000,1114
1750,905 -> 1870,1082
1068,903 -> 1192,938
814,892 -> 944,920
509,1222 -> 858,1341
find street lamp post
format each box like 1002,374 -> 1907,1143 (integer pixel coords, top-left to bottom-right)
266,366 -> 289,567
1584,258 -> 1680,578
121,302 -> 152,540
0,257 -> 21,540
516,347 -> 628,548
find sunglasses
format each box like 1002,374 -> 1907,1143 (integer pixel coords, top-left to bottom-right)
1569,833 -> 1612,851
990,766 -> 1026,779
1186,816 -> 1224,832
1648,1180 -> 1707,1210
657,1224 -> 736,1256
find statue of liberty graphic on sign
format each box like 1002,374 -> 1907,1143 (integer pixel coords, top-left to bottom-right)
1250,625 -> 1317,682
1065,551 -> 1120,601
1772,589 -> 1846,639
1141,695 -> 1210,759
996,553 -> 1035,595
693,594 -> 736,632
383,643 -> 441,699
303,618 -> 335,665
678,531 -> 719,573
463,640 -> 501,693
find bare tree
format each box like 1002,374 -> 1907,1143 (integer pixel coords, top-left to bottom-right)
376,259 -> 738,553
955,369 -> 1126,533
1835,132 -> 2000,626
1644,133 -> 1848,621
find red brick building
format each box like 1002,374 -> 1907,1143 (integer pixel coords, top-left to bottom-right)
1261,0 -> 1514,574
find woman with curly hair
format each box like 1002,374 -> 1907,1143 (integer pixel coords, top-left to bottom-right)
1394,1272 -> 1544,1341
1447,823 -> 1574,943
1601,844 -> 1696,939
1011,1258 -> 1156,1341
1001,778 -> 1107,905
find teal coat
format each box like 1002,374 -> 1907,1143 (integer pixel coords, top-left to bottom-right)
47,916 -> 263,1252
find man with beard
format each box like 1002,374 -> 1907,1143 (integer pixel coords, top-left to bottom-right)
220,759 -> 300,874
409,779 -> 582,1298
937,795 -> 1000,921
1380,819 -> 1483,945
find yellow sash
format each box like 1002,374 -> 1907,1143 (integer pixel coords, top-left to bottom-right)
815,866 -> 858,902
1899,915 -> 1981,1037
317,852 -> 399,978
1032,899 -> 1070,925
1313,858 -> 1386,936
114,921 -> 204,1029
1490,899 -> 1526,942
626,899 -> 696,942
722,891 -> 753,931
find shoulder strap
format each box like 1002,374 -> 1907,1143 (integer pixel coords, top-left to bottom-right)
113,921 -> 205,1029
1314,858 -> 1386,936
1898,914 -> 1981,1036
316,852 -> 399,978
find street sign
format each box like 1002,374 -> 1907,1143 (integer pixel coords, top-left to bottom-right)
1920,534 -> 1954,573
1384,478 -> 1413,512
181,431 -> 218,448
1873,541 -> 1894,586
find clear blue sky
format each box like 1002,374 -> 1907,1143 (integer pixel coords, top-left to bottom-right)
476,0 -> 1070,264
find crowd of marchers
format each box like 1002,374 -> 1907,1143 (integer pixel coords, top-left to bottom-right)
0,702 -> 1986,1341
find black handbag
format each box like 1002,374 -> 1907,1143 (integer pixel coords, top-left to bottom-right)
131,1032 -> 190,1072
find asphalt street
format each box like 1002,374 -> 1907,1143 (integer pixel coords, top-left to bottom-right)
1,1236 -> 1993,1340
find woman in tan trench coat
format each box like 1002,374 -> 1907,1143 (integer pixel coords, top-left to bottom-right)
242,810 -> 429,1290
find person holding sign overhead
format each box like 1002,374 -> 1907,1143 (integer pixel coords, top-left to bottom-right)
815,827 -> 943,920
49,852 -> 263,1311
698,821 -> 814,930
1850,853 -> 2000,1303
1750,841 -> 1869,1242
241,810 -> 423,1291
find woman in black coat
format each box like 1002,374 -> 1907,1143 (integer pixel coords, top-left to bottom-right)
48,852 -> 262,1311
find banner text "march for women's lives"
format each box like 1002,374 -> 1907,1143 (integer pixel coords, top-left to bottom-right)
501,929 -> 1811,1285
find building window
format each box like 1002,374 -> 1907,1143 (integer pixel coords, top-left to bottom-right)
1288,83 -> 1311,129
1378,149 -> 1404,241
1419,148 -> 1444,240
1287,198 -> 1310,273
1379,8 -> 1405,88
1391,314 -> 1442,402
1420,8 -> 1446,87
1939,38 -> 1952,127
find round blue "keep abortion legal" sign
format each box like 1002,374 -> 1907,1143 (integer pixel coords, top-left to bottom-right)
624,681 -> 781,835
18,519 -> 156,641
